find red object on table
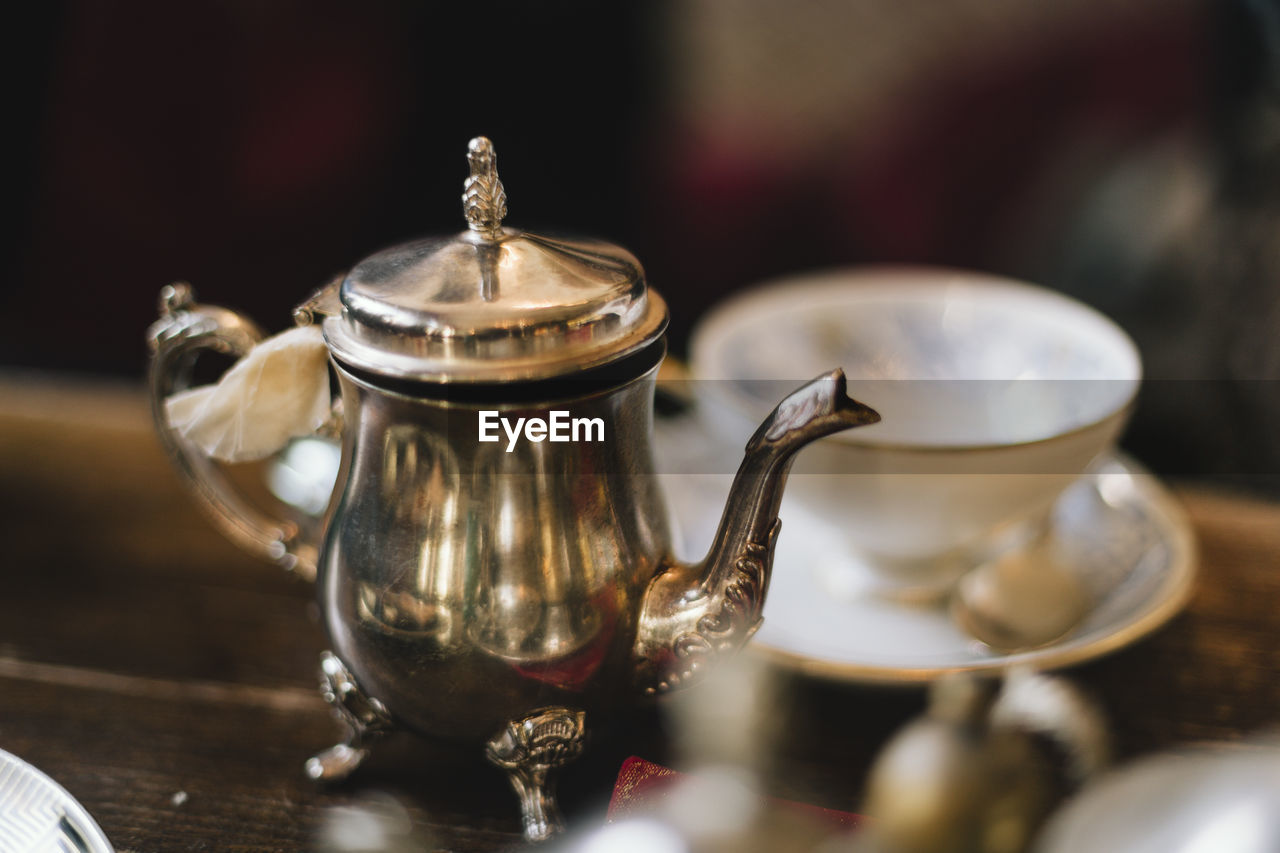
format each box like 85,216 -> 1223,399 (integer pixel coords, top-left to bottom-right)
607,756 -> 867,832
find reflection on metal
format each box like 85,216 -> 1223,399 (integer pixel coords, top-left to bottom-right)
147,283 -> 319,580
318,363 -> 669,738
306,652 -> 393,782
462,136 -> 507,241
634,371 -> 879,694
486,707 -> 587,843
147,138 -> 881,841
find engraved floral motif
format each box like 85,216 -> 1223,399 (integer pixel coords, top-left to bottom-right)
486,707 -> 587,774
651,542 -> 769,694
486,707 -> 587,843
462,136 -> 507,237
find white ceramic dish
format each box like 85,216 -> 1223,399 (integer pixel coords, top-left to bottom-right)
691,266 -> 1141,447
690,266 -> 1143,595
0,748 -> 114,852
656,403 -> 1195,684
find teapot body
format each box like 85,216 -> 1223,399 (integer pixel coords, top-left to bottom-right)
146,138 -> 882,841
321,358 -> 671,741
148,282 -> 877,843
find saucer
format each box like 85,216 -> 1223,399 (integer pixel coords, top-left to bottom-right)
655,416 -> 1196,686
0,748 -> 114,851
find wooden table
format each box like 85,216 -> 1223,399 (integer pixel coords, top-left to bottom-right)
1,376 -> 1278,852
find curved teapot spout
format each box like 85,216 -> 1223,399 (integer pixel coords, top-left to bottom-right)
634,369 -> 880,695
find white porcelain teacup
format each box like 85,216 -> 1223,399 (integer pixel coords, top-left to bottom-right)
691,266 -> 1141,600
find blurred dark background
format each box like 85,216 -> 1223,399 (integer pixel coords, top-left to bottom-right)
6,0 -> 1279,489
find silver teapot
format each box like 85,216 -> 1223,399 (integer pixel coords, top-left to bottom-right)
146,138 -> 879,841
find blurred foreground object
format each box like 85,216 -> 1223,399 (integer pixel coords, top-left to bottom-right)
860,670 -> 1108,853
595,764 -> 840,853
605,756 -> 865,837
316,792 -> 431,853
1034,737 -> 1280,853
570,658 -> 864,853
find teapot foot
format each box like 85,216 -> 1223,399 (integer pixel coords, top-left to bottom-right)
485,707 -> 587,843
305,743 -> 370,781
306,651 -> 393,782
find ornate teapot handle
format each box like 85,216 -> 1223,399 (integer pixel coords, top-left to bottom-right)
146,283 -> 320,581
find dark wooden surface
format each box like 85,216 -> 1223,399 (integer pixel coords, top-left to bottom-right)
1,376 -> 1278,852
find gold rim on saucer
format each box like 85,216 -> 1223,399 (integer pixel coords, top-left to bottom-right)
746,453 -> 1196,685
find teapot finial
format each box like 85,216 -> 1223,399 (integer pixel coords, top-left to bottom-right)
463,136 -> 507,239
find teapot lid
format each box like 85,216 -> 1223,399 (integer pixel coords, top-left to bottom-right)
318,137 -> 667,383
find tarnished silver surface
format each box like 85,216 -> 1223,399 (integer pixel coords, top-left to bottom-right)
306,651 -> 394,782
147,137 -> 880,839
292,275 -> 343,328
462,136 -> 507,239
320,361 -> 670,740
147,283 -> 321,581
322,137 -> 667,383
486,707 -> 587,842
634,371 -> 880,694
315,364 -> 876,742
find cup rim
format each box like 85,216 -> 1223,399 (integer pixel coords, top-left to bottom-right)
691,265 -> 1143,452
